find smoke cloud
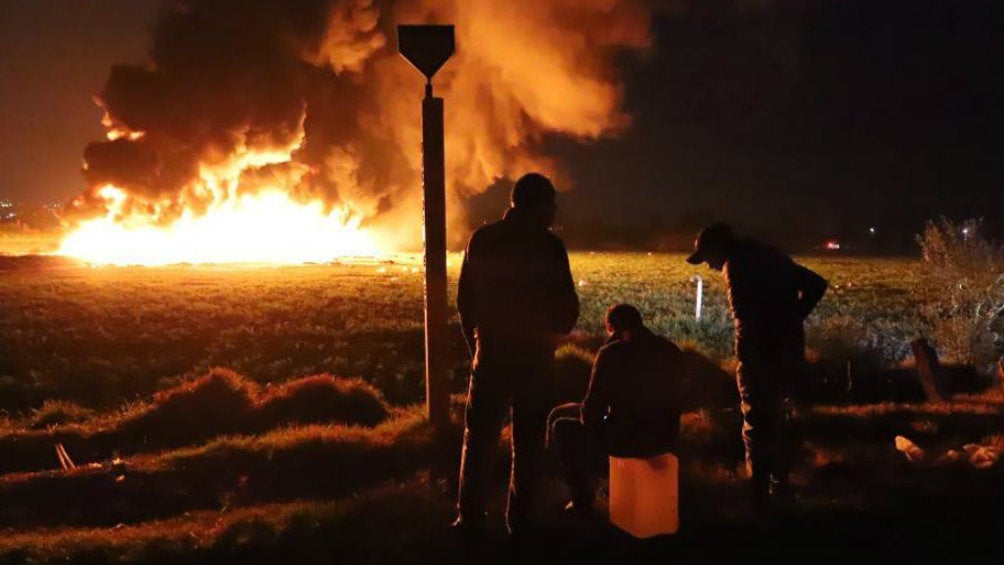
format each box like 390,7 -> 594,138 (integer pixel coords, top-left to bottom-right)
66,0 -> 651,248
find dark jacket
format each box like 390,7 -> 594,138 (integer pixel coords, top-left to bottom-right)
457,208 -> 579,354
724,239 -> 828,361
582,328 -> 683,457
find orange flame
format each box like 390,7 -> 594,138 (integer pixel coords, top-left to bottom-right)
60,0 -> 651,265
59,186 -> 377,266
60,122 -> 381,265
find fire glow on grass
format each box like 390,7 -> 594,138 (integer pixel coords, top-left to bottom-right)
58,186 -> 379,266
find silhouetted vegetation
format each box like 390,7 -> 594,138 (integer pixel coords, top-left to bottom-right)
917,218 -> 1004,372
0,392 -> 1000,562
553,344 -> 593,404
258,374 -> 389,428
28,400 -> 94,429
0,369 -> 389,475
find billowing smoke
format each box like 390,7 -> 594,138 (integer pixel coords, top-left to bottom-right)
66,0 -> 651,249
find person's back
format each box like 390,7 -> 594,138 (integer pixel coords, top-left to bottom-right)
453,173 -> 579,538
584,329 -> 682,457
725,238 -> 810,357
459,209 -> 577,351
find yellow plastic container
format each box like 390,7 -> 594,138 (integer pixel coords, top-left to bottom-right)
609,452 -> 679,538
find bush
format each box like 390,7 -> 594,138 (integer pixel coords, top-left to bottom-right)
258,375 -> 389,428
676,342 -> 735,410
0,370 -> 396,476
120,370 -> 390,444
29,400 -> 94,429
804,315 -> 907,401
916,218 -> 1004,373
119,368 -> 258,444
554,344 -> 594,404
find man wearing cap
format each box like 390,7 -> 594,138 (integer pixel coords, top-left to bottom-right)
453,173 -> 580,537
687,223 -> 827,512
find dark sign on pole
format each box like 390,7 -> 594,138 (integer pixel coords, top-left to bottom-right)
398,25 -> 455,81
397,25 -> 455,428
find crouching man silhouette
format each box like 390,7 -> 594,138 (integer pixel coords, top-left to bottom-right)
549,304 -> 684,513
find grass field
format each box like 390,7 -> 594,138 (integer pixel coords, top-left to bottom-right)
0,252 -> 927,410
0,250 -> 1001,563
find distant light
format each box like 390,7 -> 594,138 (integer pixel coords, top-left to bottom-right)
869,226 -> 876,235
962,227 -> 970,236
824,239 -> 841,251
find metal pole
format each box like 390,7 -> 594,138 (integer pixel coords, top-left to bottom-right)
422,81 -> 450,427
396,24 -> 454,428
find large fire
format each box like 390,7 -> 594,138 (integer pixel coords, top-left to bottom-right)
58,0 -> 651,266
59,186 -> 378,266
60,124 -> 381,266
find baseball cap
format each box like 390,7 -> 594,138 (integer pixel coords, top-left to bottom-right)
686,223 -> 735,265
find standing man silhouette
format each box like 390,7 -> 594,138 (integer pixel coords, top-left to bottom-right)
687,223 -> 827,513
453,173 -> 579,538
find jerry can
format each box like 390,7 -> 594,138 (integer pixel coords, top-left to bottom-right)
609,452 -> 679,538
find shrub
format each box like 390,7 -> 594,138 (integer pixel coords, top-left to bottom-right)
676,342 -> 735,410
258,375 -> 389,428
0,370 -> 397,476
804,316 -> 907,401
666,318 -> 735,362
916,218 -> 1004,373
29,400 -> 94,429
554,344 -> 594,404
119,368 -> 258,444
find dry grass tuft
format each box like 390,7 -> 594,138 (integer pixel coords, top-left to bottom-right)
119,368 -> 258,444
257,374 -> 388,428
29,400 -> 95,430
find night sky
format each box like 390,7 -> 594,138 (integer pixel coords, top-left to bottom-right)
0,0 -> 158,202
2,0 -> 1003,251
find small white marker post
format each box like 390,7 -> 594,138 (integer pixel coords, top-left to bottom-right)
691,275 -> 703,321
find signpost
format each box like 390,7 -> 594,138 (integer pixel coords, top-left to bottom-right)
398,25 -> 455,427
